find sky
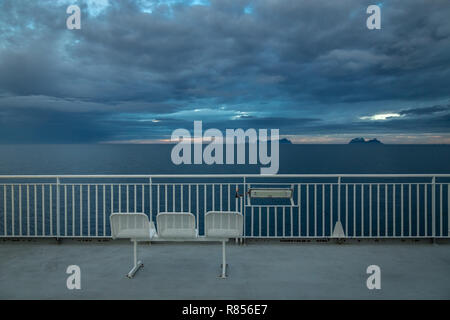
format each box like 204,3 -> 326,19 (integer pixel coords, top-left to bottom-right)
0,0 -> 449,144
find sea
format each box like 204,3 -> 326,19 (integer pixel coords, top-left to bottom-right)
0,144 -> 449,174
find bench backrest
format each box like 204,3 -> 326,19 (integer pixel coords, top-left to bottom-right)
205,211 -> 243,238
156,212 -> 197,238
110,213 -> 151,240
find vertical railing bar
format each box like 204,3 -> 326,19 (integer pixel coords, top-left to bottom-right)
385,184 -> 388,237
251,206 -> 254,237
401,184 -> 404,237
110,184 -> 114,227
64,185 -> 67,236
157,184 -> 160,214
12,185 -> 15,236
314,184 -> 317,237
88,185 -> 90,237
34,185 -> 37,236
267,206 -> 269,237
432,177 -> 436,238
118,184 -> 122,212
149,178 -> 152,222
361,184 -> 364,237
417,184 -> 420,236
126,184 -> 129,213
241,192 -> 244,240
181,184 -> 184,212
172,184 -> 175,212
345,184 -> 348,236
282,206 -> 285,237
19,185 -> 22,236
243,177 -> 246,240
196,184 -> 199,229
369,184 -> 372,237
393,184 -> 396,237
425,182 -> 428,236
3,185 -> 6,236
228,184 -> 231,211
49,184 -> 53,236
3,185 -> 7,236
290,206 -> 293,237
95,185 -> 99,237
377,184 -> 380,237
188,184 -> 191,213
165,184 -> 168,211
56,178 -> 60,238
111,184 -> 114,215
134,184 -> 137,212
259,206 -> 262,237
337,177 -> 341,222
439,183 -> 443,236
41,185 -> 45,236
298,184 -> 301,237
306,184 -> 309,237
235,184 -> 238,213
448,184 -> 450,237
80,185 -> 83,236
204,184 -> 207,235
275,207 -> 277,237
322,184 -> 325,237
27,185 -> 30,236
353,185 -> 356,237
220,184 -> 223,211
104,185 -> 107,236
72,185 -> 75,237
330,184 -> 333,237
409,184 -> 412,236
212,184 -> 215,211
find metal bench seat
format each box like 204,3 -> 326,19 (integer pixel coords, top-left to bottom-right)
156,212 -> 197,239
110,211 -> 243,278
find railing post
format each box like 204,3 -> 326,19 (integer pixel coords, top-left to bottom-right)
432,176 -> 436,238
149,177 -> 152,222
337,176 -> 341,222
56,177 -> 60,238
242,176 -> 246,243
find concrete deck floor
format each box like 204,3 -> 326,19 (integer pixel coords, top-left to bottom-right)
0,239 -> 449,299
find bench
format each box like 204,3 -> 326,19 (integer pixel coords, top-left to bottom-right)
110,211 -> 243,279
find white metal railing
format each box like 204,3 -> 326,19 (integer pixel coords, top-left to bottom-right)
0,174 -> 449,239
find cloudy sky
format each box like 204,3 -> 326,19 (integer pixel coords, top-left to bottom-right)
0,0 -> 449,144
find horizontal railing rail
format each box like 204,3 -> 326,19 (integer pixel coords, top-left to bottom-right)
0,174 -> 449,239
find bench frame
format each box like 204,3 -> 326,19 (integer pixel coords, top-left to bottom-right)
110,212 -> 242,279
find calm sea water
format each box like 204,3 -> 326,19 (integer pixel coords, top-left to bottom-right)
0,144 -> 449,174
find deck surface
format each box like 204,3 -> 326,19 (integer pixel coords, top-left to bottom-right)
0,239 -> 449,299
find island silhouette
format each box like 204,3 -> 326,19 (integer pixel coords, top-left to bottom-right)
349,137 -> 383,144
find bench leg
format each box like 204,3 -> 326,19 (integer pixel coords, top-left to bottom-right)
219,240 -> 227,279
127,240 -> 143,278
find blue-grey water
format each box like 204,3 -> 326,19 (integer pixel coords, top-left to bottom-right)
0,144 -> 449,174
0,144 -> 449,238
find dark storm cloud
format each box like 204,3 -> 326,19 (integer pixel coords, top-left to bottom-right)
0,0 -> 450,142
0,107 -> 112,143
399,105 -> 450,116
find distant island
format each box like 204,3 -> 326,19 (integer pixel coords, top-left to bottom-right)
279,138 -> 293,144
349,137 -> 383,144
